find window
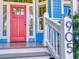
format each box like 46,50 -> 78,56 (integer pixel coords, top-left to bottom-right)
39,0 -> 46,2
21,9 -> 24,15
29,18 -> 33,36
39,5 -> 46,17
57,33 -> 60,55
39,5 -> 46,31
29,6 -> 33,17
12,8 -> 24,15
39,18 -> 43,30
13,8 -> 17,15
29,6 -> 33,36
3,5 -> 7,36
64,5 -> 71,16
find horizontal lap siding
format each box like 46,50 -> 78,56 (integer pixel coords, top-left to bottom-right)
48,0 -> 51,17
53,0 -> 62,18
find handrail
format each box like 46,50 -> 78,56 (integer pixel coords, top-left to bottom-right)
44,12 -> 73,59
44,17 -> 60,59
44,14 -> 61,59
45,17 -> 61,34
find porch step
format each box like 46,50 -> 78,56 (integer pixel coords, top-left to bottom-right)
0,52 -> 50,59
0,47 -> 50,59
9,56 -> 50,59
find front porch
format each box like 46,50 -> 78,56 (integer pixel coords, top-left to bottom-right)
0,41 -> 45,49
0,12 -> 73,59
0,0 -> 44,42
0,0 -> 74,59
0,41 -> 49,59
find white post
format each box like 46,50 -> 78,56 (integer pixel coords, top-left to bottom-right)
62,16 -> 73,59
44,12 -> 49,46
7,4 -> 10,42
72,0 -> 78,15
0,0 -> 3,38
61,0 -> 64,16
33,0 -> 35,39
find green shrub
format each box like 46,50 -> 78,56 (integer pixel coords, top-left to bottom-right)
73,13 -> 79,35
73,13 -> 79,59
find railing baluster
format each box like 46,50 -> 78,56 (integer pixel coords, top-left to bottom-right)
44,13 -> 73,59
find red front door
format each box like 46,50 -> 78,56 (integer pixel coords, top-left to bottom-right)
10,5 -> 26,42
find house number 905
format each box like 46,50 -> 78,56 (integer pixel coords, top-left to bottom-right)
65,21 -> 73,54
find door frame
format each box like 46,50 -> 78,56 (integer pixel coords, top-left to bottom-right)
2,2 -> 36,42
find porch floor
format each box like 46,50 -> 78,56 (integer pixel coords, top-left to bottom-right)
0,42 -> 46,49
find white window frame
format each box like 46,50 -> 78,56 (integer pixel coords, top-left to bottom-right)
37,0 -> 47,33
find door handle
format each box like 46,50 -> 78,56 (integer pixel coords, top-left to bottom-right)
24,22 -> 26,25
24,23 -> 26,25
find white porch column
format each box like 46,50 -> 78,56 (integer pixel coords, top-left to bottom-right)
0,0 -> 3,38
61,16 -> 73,59
72,0 -> 78,15
62,0 -> 64,16
44,12 -> 49,46
7,3 -> 10,42
33,0 -> 36,39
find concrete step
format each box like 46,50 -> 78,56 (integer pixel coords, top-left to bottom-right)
0,47 -> 50,59
9,56 -> 50,59
0,47 -> 48,54
0,52 -> 50,59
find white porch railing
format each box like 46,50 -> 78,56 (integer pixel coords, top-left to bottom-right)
44,13 -> 73,59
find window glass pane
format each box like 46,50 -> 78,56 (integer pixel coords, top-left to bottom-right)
12,8 -> 24,15
57,33 -> 60,55
3,5 -> 7,36
39,18 -> 43,30
29,6 -> 33,36
29,6 -> 33,17
29,18 -> 33,36
39,0 -> 46,2
64,5 -> 71,16
16,9 -> 21,15
21,9 -> 24,15
13,8 -> 17,15
39,5 -> 46,31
